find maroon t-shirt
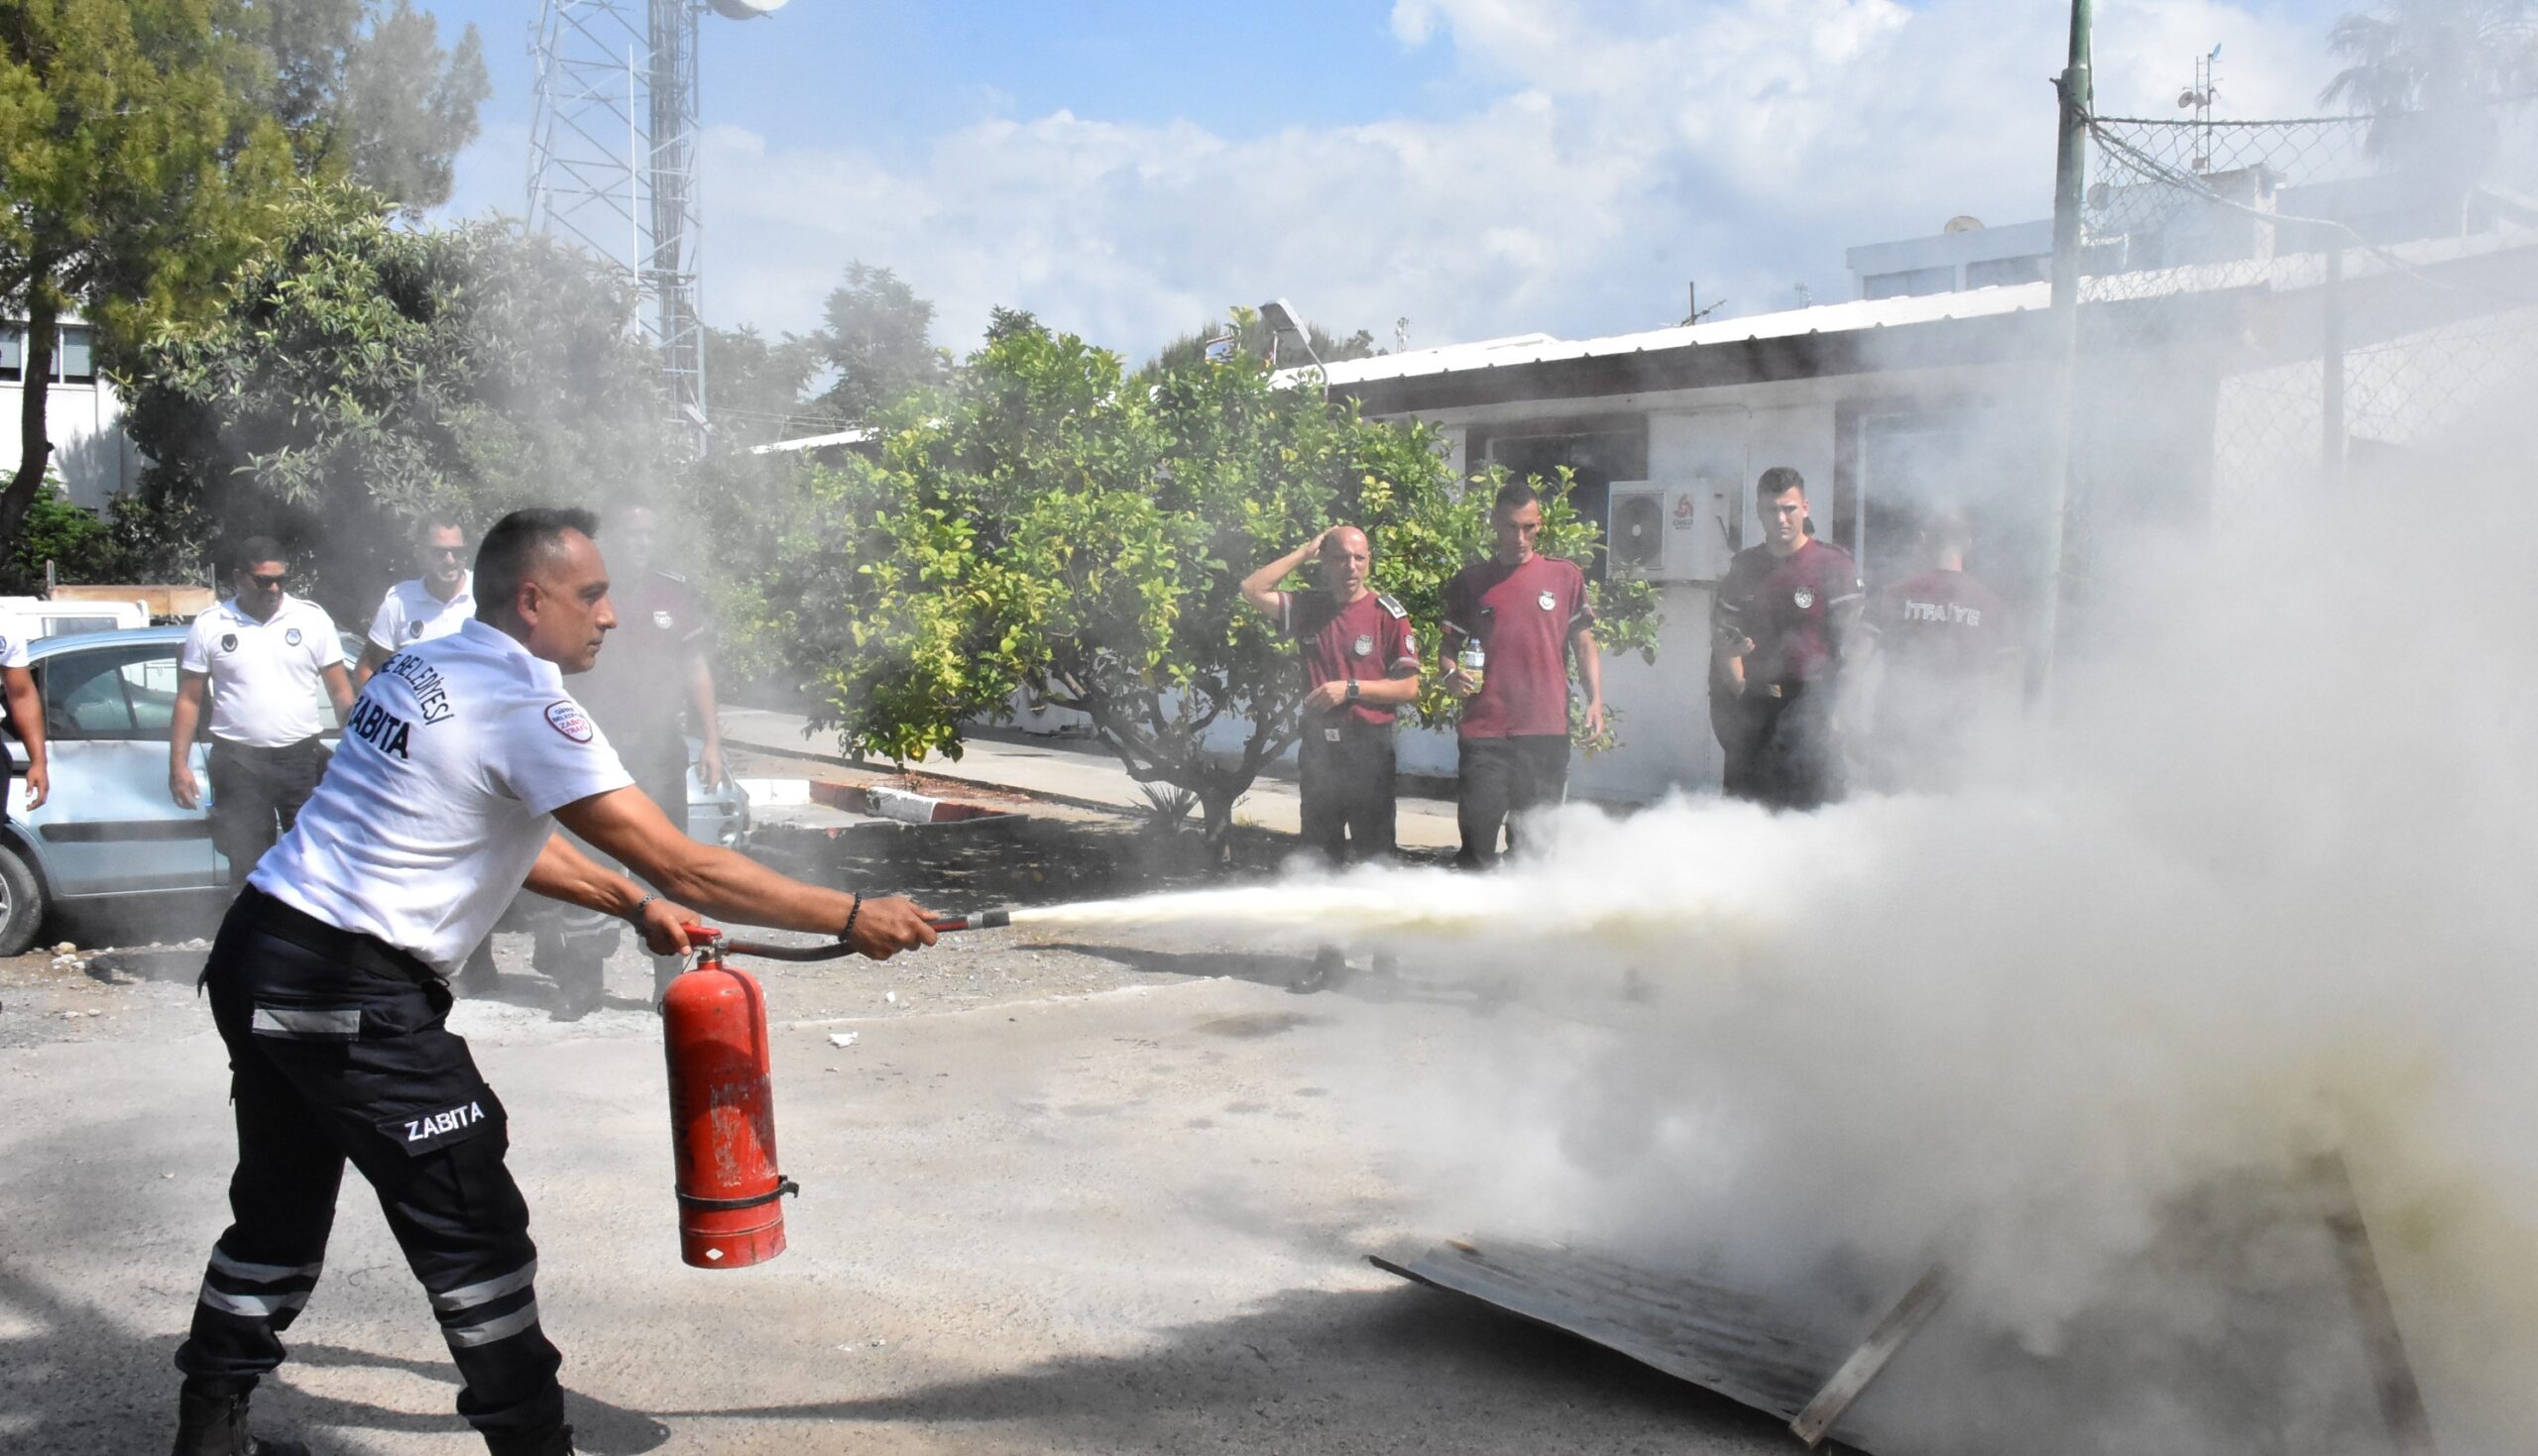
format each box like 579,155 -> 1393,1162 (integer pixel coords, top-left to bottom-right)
1712,539 -> 1861,689
1443,553 -> 1594,739
1864,568 -> 2019,728
1284,590 -> 1418,727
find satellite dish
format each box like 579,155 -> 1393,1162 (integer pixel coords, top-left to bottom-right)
1942,215 -> 1985,234
708,0 -> 788,17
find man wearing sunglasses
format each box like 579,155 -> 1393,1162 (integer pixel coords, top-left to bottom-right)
355,513 -> 503,991
172,538 -> 358,885
357,513 -> 479,685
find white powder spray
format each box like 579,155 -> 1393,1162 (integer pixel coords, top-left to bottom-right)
1026,414 -> 2538,1451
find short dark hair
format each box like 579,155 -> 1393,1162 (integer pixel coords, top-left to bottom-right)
475,507 -> 599,624
1757,466 -> 1806,501
416,510 -> 469,542
232,536 -> 288,574
1492,480 -> 1540,516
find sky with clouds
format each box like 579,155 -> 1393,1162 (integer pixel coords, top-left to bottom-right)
430,0 -> 2346,360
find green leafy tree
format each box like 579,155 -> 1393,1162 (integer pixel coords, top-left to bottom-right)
703,322 -> 821,451
724,314 -> 1659,861
1146,311 -> 1378,378
235,0 -> 490,212
0,475 -> 112,591
0,0 -> 295,552
800,262 -> 948,429
2322,1 -> 2538,168
121,180 -> 667,616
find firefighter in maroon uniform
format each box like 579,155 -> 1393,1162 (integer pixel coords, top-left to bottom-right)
1710,467 -> 1863,810
1442,481 -> 1603,867
1242,524 -> 1421,989
530,503 -> 726,1014
1858,507 -> 2020,791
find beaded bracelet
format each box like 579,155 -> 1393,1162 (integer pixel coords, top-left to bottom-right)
841,893 -> 862,946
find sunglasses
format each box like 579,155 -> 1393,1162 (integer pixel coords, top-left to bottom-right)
245,572 -> 288,589
423,545 -> 467,559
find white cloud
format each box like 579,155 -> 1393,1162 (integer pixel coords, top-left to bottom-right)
491,1 -> 2343,360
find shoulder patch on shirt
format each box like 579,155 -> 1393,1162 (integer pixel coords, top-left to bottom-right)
544,700 -> 594,743
219,633 -> 239,653
1375,593 -> 1407,618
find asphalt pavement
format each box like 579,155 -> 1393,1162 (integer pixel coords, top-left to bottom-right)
0,925 -> 1792,1454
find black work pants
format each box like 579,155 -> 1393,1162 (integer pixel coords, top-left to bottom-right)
1299,722 -> 1397,865
207,738 -> 329,886
1718,686 -> 1844,811
176,887 -> 565,1450
1455,734 -> 1570,867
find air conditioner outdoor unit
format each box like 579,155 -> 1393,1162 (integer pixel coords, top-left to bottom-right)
1607,487 -> 1667,576
1606,480 -> 1738,583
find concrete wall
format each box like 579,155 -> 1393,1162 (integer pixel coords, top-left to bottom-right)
0,371 -> 143,514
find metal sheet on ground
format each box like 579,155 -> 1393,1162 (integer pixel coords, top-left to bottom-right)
1375,1196 -> 2425,1456
1372,1240 -> 1846,1436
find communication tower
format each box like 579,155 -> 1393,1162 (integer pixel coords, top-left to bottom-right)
527,0 -> 787,453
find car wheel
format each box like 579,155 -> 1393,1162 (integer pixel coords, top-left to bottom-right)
0,837 -> 44,956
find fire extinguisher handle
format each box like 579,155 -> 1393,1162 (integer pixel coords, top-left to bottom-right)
680,922 -> 723,941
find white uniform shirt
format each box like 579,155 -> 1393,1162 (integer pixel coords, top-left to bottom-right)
180,596 -> 342,747
250,618 -> 635,971
0,629 -> 26,669
367,573 -> 477,652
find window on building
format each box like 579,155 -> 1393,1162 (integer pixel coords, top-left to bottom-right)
0,322 -> 99,385
58,324 -> 95,385
1862,266 -> 1957,300
1965,256 -> 2046,289
1470,417 -> 1652,581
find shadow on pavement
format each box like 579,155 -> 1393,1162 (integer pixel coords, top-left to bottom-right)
0,1261 -> 669,1454
639,1280 -> 1785,1451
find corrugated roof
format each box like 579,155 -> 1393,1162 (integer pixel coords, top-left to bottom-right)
1281,284 -> 2051,390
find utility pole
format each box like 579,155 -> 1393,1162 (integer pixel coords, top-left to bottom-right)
2034,0 -> 2093,703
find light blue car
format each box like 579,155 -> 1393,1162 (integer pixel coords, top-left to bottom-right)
2,626 -> 747,954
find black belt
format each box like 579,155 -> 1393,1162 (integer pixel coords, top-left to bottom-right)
209,736 -> 326,756
234,884 -> 438,985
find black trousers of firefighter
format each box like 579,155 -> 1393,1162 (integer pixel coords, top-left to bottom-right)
177,886 -> 565,1451
1299,721 -> 1397,864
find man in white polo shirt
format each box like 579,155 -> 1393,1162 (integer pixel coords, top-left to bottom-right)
171,538 -> 356,886
166,508 -> 942,1456
354,512 -> 503,993
356,511 -> 477,684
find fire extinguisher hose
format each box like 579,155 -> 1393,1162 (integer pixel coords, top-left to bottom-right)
680,909 -> 1011,961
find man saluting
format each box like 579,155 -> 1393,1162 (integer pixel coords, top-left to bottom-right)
167,509 -> 941,1456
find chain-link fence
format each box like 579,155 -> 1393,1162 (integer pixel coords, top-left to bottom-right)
2074,97 -> 2538,511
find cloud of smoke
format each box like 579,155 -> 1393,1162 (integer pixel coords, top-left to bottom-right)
1214,386 -> 2538,1451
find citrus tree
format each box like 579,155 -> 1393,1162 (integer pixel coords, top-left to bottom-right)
723,316 -> 1659,861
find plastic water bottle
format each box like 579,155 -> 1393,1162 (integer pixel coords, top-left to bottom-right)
1458,638 -> 1486,693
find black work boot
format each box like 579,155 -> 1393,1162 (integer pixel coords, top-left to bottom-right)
170,1380 -> 310,1456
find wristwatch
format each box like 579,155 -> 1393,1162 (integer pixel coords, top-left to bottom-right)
1345,679 -> 1361,702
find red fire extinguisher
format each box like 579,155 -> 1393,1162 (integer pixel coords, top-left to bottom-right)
659,911 -> 1006,1268
662,926 -> 797,1269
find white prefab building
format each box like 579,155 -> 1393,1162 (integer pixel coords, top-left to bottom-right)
1,315 -> 146,512
1294,283 -> 2066,801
